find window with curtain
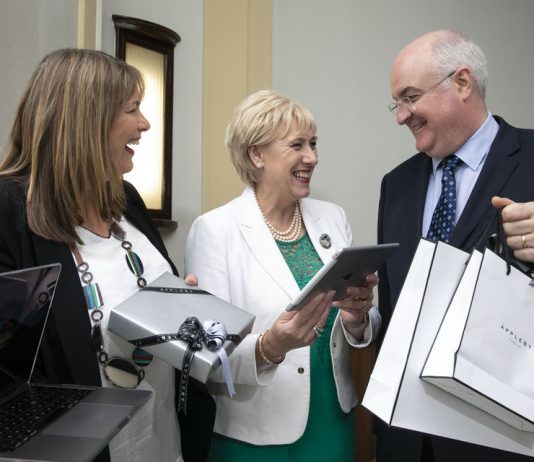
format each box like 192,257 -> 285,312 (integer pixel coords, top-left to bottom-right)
113,15 -> 180,227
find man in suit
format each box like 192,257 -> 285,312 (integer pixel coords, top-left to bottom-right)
376,29 -> 534,462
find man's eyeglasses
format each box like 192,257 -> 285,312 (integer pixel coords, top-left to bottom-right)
388,70 -> 456,113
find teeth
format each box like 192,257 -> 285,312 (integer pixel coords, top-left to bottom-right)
294,171 -> 311,180
412,122 -> 425,131
127,139 -> 140,146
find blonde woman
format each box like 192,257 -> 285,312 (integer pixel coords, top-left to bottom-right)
186,90 -> 380,461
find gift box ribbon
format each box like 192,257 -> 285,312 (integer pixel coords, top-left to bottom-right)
128,288 -> 241,414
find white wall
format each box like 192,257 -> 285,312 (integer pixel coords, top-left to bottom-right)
100,0 -> 203,273
272,0 -> 534,246
0,0 -> 78,154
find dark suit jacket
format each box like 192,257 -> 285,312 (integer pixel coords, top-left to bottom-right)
0,179 -> 214,462
376,116 -> 534,462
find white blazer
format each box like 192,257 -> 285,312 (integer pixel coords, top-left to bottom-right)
185,187 -> 380,445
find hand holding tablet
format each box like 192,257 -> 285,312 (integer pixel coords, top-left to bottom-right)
286,243 -> 399,311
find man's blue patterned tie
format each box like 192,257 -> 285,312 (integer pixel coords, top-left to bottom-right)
426,155 -> 461,243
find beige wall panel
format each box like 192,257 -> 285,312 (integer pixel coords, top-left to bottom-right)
77,0 -> 97,49
202,0 -> 272,212
247,1 -> 272,91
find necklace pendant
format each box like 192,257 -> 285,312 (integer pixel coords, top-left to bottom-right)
82,282 -> 104,309
125,250 -> 144,277
132,347 -> 153,367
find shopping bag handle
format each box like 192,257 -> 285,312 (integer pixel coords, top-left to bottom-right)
495,210 -> 513,275
475,209 -> 534,281
472,210 -> 500,254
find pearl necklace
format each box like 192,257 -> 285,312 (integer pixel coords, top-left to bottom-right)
254,189 -> 303,242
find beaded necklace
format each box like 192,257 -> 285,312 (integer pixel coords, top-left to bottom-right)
253,188 -> 303,242
71,220 -> 153,388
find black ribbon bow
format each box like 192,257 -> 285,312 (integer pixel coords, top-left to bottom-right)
130,316 -> 208,414
175,317 -> 241,414
175,317 -> 207,414
129,311 -> 242,415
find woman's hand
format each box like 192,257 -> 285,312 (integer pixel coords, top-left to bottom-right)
492,196 -> 534,263
333,273 -> 379,329
184,273 -> 198,286
258,290 -> 335,365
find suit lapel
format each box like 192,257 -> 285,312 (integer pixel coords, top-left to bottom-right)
123,185 -> 177,274
31,235 -> 101,385
238,189 -> 346,299
300,200 -> 338,264
238,188 -> 300,299
408,156 -> 433,252
451,118 -> 520,249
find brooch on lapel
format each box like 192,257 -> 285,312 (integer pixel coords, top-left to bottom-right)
319,234 -> 331,249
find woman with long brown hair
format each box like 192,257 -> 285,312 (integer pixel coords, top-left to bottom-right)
0,48 -> 213,462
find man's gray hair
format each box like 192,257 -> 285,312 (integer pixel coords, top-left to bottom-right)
432,30 -> 488,99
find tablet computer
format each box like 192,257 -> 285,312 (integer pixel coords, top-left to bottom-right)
286,243 -> 399,311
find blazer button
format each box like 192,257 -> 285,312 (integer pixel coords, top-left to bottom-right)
298,367 -> 304,374
333,342 -> 337,348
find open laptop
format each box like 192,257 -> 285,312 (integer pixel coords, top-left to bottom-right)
0,264 -> 152,462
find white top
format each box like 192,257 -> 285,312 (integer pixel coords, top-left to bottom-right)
74,218 -> 183,462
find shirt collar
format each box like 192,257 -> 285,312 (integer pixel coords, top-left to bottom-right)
431,113 -> 499,173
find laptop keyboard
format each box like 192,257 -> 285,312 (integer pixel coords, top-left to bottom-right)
0,385 -> 92,453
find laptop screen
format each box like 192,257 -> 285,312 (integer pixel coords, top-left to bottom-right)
0,264 -> 61,393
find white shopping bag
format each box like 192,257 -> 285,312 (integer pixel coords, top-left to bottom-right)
364,240 -> 534,456
362,238 -> 468,424
423,248 -> 534,432
361,238 -> 437,421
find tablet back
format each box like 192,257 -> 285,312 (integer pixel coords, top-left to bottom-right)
286,243 -> 399,311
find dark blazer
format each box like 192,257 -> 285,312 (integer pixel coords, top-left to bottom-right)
376,116 -> 534,462
0,179 -> 214,462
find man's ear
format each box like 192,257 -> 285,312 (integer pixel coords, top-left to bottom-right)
453,67 -> 473,100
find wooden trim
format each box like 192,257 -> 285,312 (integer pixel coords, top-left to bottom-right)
112,15 -> 180,45
352,344 -> 377,462
153,218 -> 178,230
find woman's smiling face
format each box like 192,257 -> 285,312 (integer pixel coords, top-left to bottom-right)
108,90 -> 150,175
252,126 -> 318,203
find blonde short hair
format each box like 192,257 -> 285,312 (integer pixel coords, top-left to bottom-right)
225,90 -> 316,186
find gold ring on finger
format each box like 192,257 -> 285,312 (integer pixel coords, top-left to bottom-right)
313,325 -> 323,337
522,234 -> 528,249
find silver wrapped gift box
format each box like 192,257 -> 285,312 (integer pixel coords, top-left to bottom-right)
108,272 -> 255,383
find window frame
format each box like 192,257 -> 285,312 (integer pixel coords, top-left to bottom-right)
113,15 -> 180,227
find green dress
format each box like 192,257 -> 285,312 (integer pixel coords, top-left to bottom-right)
210,233 -> 355,461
